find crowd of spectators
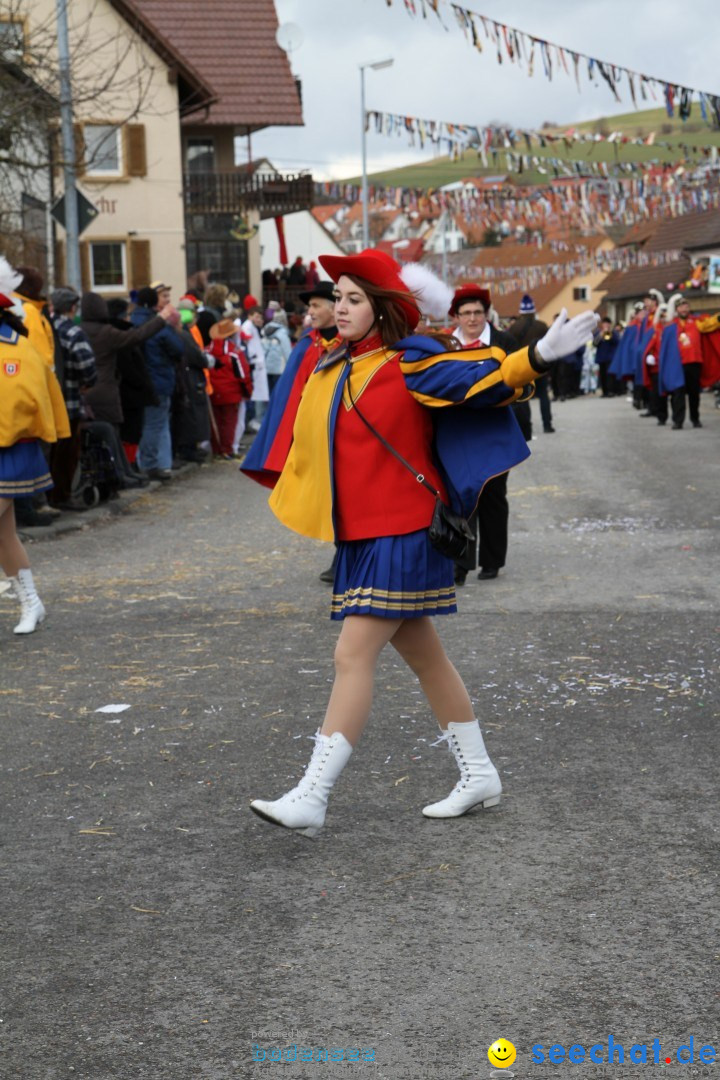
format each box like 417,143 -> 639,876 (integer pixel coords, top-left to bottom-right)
8,262 -> 313,530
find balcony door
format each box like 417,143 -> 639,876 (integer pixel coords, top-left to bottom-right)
186,139 -> 215,175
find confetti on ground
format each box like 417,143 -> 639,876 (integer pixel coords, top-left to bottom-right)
95,704 -> 131,714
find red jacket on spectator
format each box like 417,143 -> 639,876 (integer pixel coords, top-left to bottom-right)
207,338 -> 252,404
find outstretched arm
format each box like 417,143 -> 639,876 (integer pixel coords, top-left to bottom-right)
400,310 -> 599,409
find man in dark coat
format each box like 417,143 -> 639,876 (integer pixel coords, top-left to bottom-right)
105,297 -> 158,456
450,285 -> 531,585
130,287 -> 183,479
593,316 -> 621,397
508,294 -> 555,432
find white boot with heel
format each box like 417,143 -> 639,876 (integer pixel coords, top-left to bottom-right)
10,568 -> 46,635
250,730 -> 353,838
422,720 -> 501,818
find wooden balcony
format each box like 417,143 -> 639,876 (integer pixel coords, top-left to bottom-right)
183,170 -> 314,219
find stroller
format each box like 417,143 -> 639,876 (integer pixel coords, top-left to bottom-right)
71,422 -> 123,507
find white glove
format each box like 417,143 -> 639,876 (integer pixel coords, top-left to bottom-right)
646,354 -> 656,367
204,352 -> 216,369
536,308 -> 601,364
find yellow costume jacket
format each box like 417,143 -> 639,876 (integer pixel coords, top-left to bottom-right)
0,323 -> 70,447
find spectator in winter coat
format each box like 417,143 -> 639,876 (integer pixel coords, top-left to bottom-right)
196,282 -> 228,346
105,297 -> 158,461
261,310 -> 293,397
80,291 -> 168,427
287,257 -> 306,286
304,261 -> 320,289
508,295 -> 555,432
48,287 -> 97,506
206,319 -> 252,458
80,290 -> 175,489
173,304 -> 211,462
239,305 -> 268,436
131,287 -> 183,479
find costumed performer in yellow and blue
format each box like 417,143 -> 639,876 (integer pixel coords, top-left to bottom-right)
0,256 -> 70,634
242,249 -> 597,837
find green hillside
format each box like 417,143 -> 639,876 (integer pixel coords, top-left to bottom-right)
341,106 -> 720,189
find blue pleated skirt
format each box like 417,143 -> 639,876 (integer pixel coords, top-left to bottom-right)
0,441 -> 53,498
331,528 -> 457,620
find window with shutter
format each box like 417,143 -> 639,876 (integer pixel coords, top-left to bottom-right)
129,239 -> 151,289
84,124 -> 122,176
124,124 -> 147,177
89,242 -> 126,291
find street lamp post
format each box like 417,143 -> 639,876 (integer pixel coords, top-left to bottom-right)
360,57 -> 394,250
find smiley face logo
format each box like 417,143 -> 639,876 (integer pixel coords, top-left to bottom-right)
488,1039 -> 517,1068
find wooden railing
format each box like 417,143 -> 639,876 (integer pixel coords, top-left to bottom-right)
183,170 -> 314,219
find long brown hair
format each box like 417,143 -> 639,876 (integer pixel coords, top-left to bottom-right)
345,274 -> 459,351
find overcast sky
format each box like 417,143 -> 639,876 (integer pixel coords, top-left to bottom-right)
245,0 -> 720,180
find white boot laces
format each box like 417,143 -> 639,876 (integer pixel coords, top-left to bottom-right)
290,732 -> 329,802
431,730 -> 471,791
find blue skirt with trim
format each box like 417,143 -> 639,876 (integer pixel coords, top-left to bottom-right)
331,528 -> 457,620
0,441 -> 53,498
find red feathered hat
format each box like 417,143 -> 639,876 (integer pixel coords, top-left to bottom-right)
449,284 -> 491,317
318,249 -> 421,330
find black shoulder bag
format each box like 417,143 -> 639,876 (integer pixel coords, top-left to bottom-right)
345,374 -> 473,560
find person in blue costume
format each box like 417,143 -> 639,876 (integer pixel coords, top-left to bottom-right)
242,250 -> 597,837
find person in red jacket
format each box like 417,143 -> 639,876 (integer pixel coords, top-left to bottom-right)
206,320 -> 252,458
668,296 -> 704,428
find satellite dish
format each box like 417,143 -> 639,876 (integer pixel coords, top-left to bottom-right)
276,23 -> 304,55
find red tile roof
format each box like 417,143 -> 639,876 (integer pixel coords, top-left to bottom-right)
125,0 -> 303,130
598,257 -> 692,300
376,238 -> 425,263
312,205 -> 346,225
109,0 -> 216,115
616,208 -> 720,253
471,235 -> 606,271
643,207 -> 720,252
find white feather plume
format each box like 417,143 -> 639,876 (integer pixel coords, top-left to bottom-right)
648,287 -> 665,307
0,255 -> 22,296
654,303 -> 668,327
399,262 -> 454,320
665,292 -> 684,322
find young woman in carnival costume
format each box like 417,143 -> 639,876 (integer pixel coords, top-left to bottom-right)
242,250 -> 597,836
0,257 -> 70,633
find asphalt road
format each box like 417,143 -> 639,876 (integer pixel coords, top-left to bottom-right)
1,393 -> 719,1080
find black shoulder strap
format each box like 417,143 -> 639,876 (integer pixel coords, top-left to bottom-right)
344,365 -> 440,499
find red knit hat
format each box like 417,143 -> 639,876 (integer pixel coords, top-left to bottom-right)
319,249 -> 421,330
243,293 -> 259,311
449,284 -> 491,317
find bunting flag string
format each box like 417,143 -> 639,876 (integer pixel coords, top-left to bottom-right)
365,109 -> 720,167
420,246 -> 687,295
314,169 -> 720,236
384,0 -> 720,126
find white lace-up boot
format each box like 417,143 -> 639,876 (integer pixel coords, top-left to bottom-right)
422,720 -> 501,818
0,578 -> 15,599
250,730 -> 353,838
10,568 -> 46,635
